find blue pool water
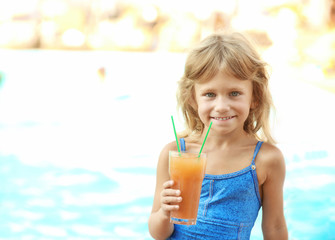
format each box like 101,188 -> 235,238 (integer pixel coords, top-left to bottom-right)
0,50 -> 334,239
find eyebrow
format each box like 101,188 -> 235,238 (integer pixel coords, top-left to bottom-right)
199,87 -> 245,93
199,88 -> 216,93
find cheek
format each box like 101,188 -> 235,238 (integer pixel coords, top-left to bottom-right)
197,100 -> 211,113
235,101 -> 252,114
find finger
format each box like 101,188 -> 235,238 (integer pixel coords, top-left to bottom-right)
162,204 -> 179,212
162,180 -> 174,189
161,189 -> 181,197
162,196 -> 182,205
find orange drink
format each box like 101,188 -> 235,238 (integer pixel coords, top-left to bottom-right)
169,151 -> 207,225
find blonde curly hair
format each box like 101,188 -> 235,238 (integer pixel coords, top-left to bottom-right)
177,32 -> 275,144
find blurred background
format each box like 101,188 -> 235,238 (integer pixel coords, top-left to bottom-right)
0,0 -> 335,239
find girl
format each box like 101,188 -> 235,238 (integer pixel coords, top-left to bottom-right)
148,32 -> 288,240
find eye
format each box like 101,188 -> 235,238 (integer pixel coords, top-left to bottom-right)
205,92 -> 216,97
230,91 -> 240,97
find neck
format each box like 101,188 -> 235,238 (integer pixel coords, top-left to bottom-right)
199,128 -> 253,151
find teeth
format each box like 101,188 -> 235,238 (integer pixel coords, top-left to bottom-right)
214,117 -> 232,121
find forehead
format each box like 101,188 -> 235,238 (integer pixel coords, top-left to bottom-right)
195,71 -> 253,91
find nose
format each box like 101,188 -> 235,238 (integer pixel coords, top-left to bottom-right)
214,97 -> 230,113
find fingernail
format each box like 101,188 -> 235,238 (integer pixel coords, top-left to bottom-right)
178,197 -> 182,202
176,190 -> 181,195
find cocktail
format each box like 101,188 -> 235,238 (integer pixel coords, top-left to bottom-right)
169,151 -> 207,225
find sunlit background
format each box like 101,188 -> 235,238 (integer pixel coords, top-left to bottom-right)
0,0 -> 335,239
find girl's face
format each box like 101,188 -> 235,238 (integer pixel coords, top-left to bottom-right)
193,71 -> 254,136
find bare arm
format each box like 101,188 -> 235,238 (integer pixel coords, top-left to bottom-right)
148,143 -> 181,240
261,145 -> 288,240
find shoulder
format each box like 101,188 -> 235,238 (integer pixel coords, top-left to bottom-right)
259,142 -> 284,162
159,141 -> 179,157
258,142 -> 286,179
156,141 -> 179,167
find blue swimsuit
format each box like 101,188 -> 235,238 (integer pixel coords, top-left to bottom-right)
168,140 -> 263,240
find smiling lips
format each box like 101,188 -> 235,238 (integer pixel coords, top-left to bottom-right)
212,116 -> 236,121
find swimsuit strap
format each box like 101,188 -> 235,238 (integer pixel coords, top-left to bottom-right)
251,141 -> 263,165
180,138 -> 186,152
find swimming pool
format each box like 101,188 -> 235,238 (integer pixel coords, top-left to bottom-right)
0,50 -> 334,239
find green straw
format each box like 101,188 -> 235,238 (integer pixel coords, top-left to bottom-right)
171,116 -> 181,153
198,121 -> 212,157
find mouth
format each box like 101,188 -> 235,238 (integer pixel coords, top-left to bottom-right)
211,116 -> 236,121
